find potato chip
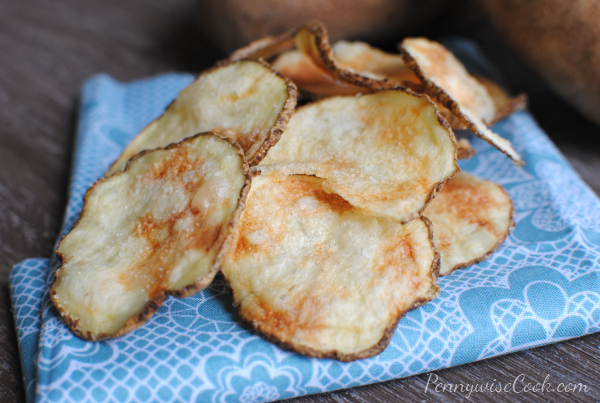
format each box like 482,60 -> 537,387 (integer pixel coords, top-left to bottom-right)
107,60 -> 297,175
231,23 -> 406,94
294,22 -> 404,90
400,38 -> 524,165
271,39 -> 420,98
258,89 -> 459,223
51,133 -> 251,341
222,173 -> 440,361
424,172 -> 513,276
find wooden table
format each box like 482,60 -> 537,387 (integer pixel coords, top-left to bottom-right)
1,0 -> 599,401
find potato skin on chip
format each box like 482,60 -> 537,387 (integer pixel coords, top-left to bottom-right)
259,89 -> 459,223
400,38 -> 524,165
424,172 -> 514,275
51,133 -> 251,341
222,173 -> 440,361
107,60 -> 297,175
295,22 -> 403,91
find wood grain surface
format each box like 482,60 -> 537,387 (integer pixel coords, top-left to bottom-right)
0,0 -> 599,402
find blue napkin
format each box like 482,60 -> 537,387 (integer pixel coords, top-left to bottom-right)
11,39 -> 600,403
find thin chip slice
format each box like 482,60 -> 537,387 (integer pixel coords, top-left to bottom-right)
295,22 -> 405,91
258,89 -> 459,223
400,38 -> 524,165
271,40 -> 420,98
51,133 -> 251,341
222,173 -> 440,361
232,22 -> 409,95
107,60 -> 297,175
424,172 -> 514,276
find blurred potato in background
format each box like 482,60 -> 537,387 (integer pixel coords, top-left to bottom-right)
474,0 -> 600,128
196,0 -> 449,53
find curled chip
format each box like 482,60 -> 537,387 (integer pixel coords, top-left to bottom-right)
424,172 -> 514,276
258,89 -> 459,223
222,173 -> 440,361
229,30 -> 296,63
272,40 -> 419,98
107,60 -> 297,175
294,22 -> 402,90
51,133 -> 251,341
400,38 -> 524,165
232,22 -> 411,96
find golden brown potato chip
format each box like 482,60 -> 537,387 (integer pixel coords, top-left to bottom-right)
107,60 -> 297,175
271,39 -> 420,98
400,38 -> 524,165
51,133 -> 251,341
231,22 -> 408,94
222,173 -> 440,361
295,22 -> 405,90
424,172 -> 514,276
258,89 -> 459,223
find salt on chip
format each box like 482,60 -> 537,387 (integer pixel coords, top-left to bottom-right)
222,173 -> 440,361
400,38 -> 524,165
107,60 -> 297,175
51,133 -> 251,341
258,89 -> 459,223
424,172 -> 514,276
